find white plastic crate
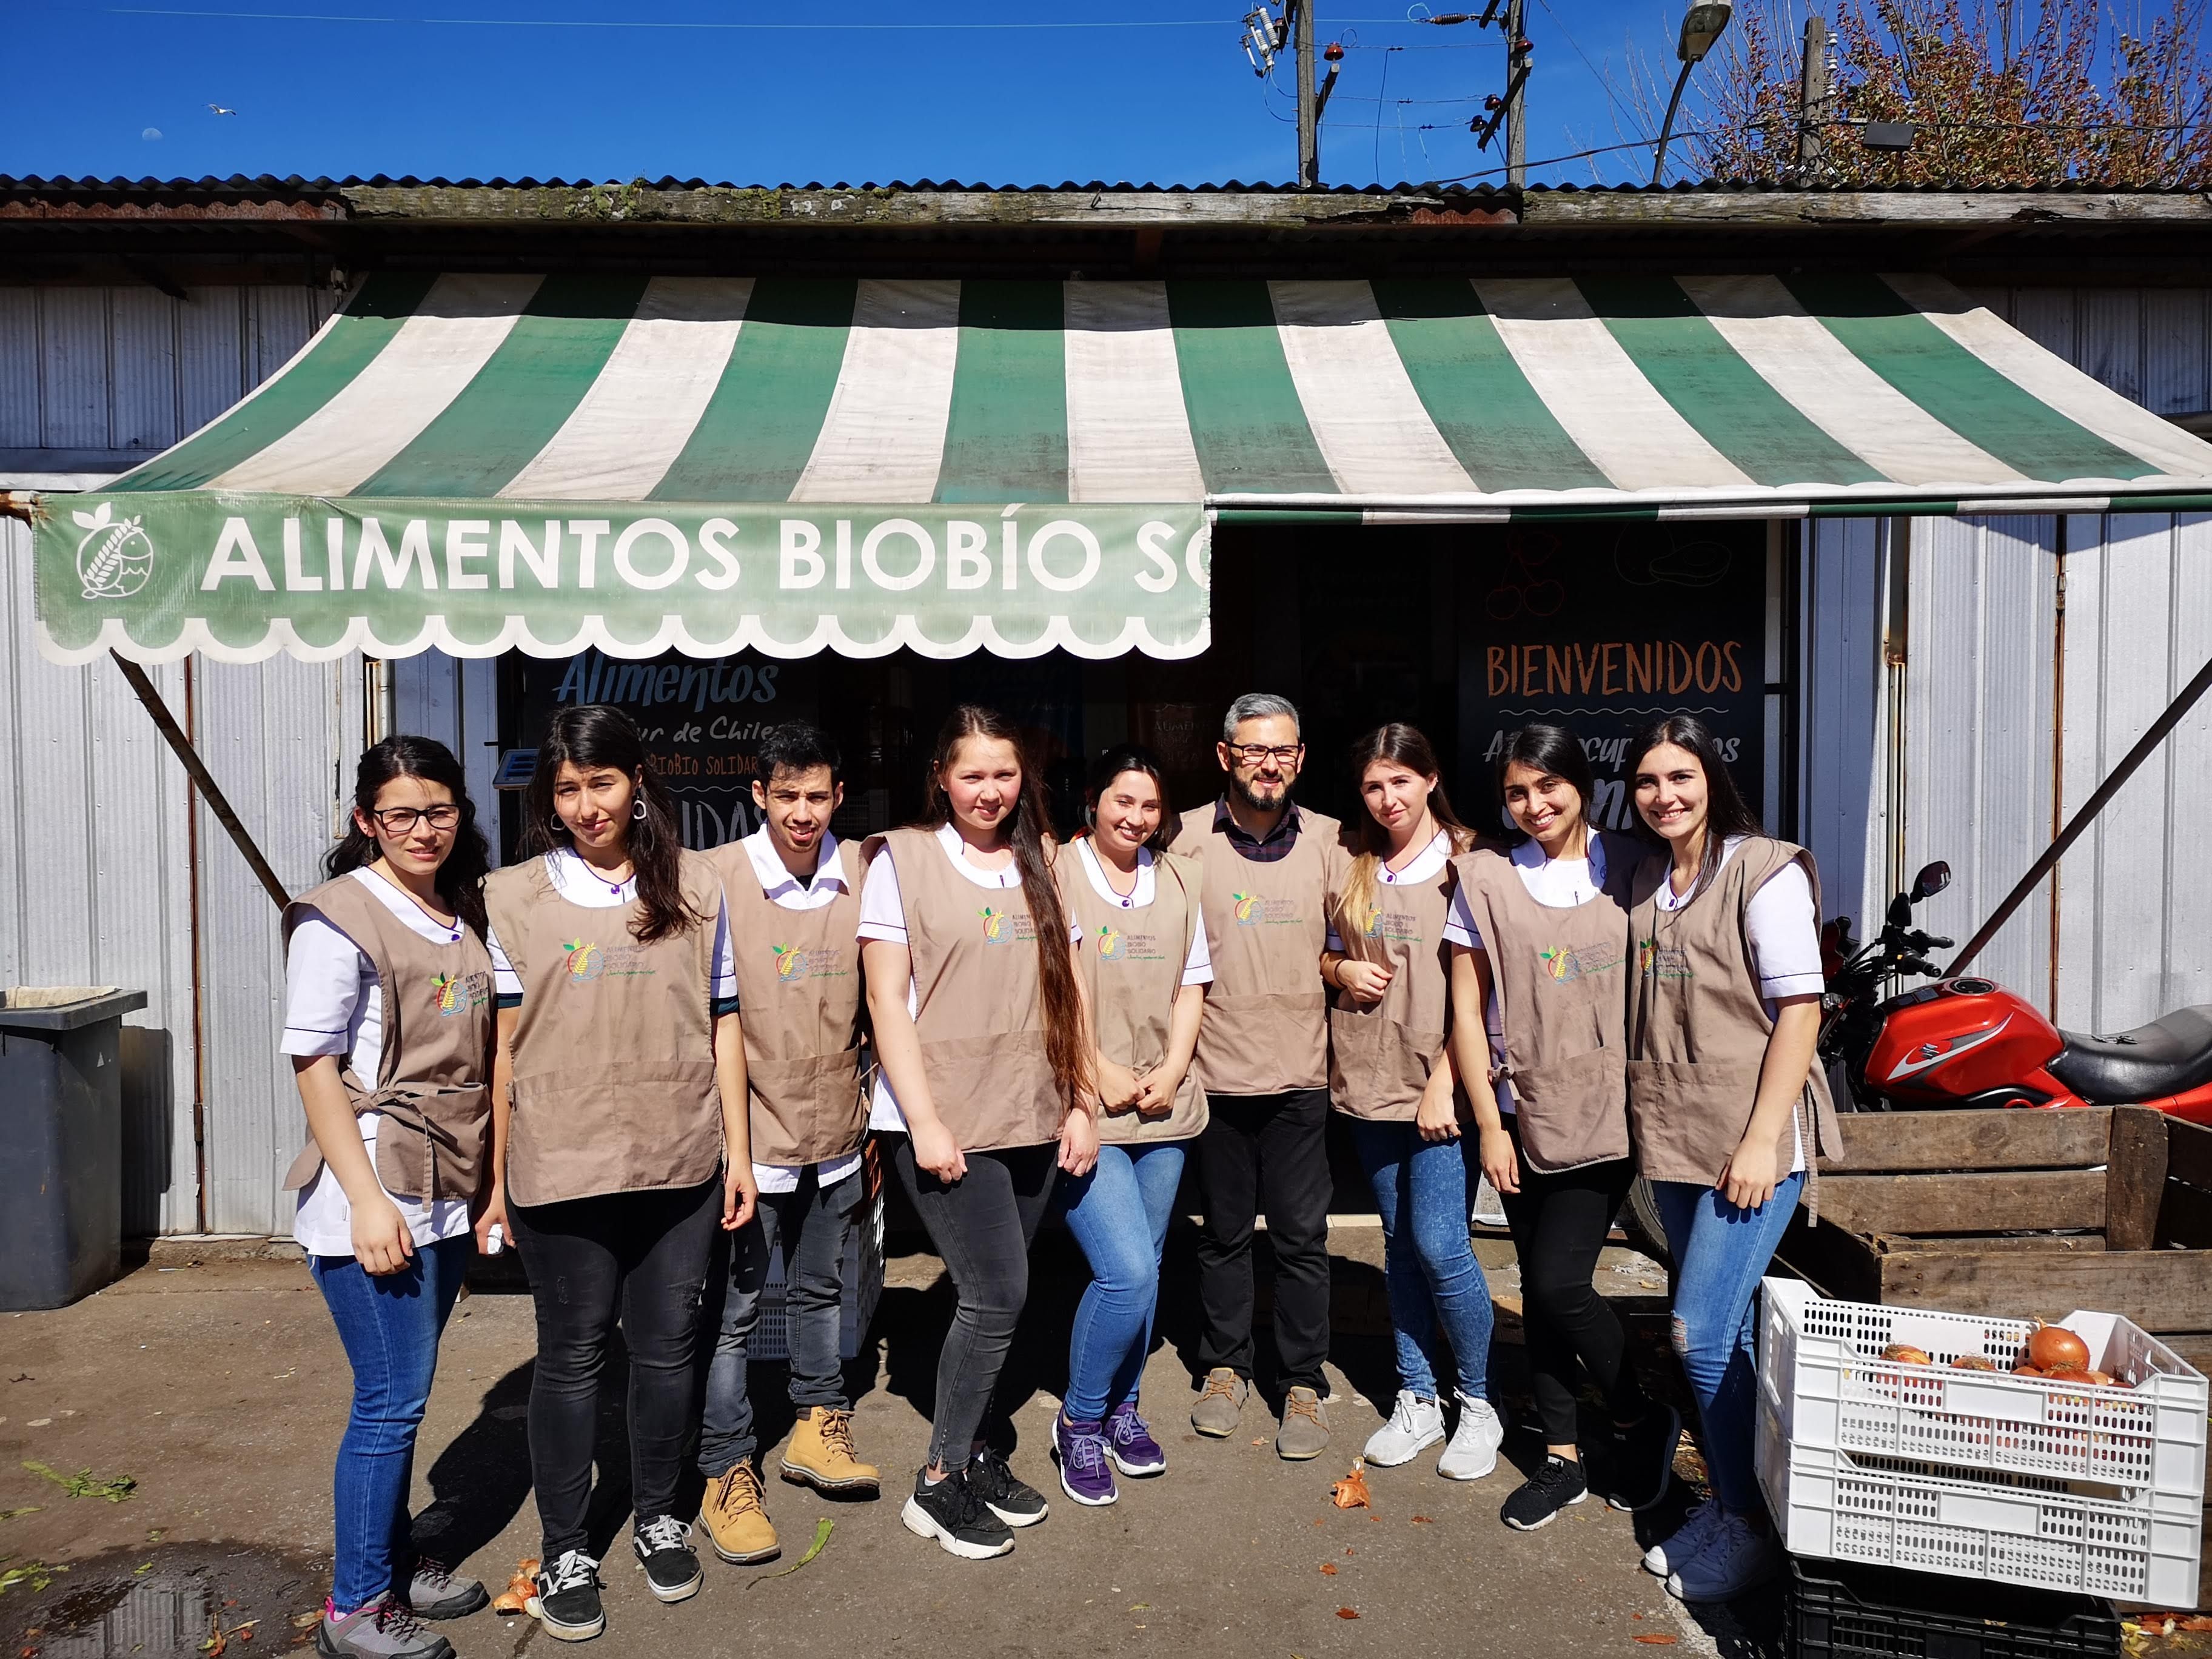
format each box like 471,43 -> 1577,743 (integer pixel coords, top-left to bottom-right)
749,1181 -> 885,1364
1758,1391 -> 2204,1607
1759,1277 -> 2208,1500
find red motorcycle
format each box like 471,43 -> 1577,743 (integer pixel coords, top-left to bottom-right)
1820,860 -> 2212,1126
1622,859 -> 2212,1265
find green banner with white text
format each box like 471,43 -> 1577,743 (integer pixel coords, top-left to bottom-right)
33,495 -> 1212,664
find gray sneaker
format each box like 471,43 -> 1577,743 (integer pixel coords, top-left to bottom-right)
317,1594 -> 456,1659
1190,1369 -> 1249,1438
1275,1386 -> 1331,1461
404,1559 -> 487,1620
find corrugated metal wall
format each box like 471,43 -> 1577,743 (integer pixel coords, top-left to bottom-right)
393,655 -> 504,862
1803,289 -> 2211,1033
1,281 -> 361,1234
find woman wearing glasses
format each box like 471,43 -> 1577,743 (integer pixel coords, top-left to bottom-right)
282,737 -> 497,1659
477,706 -> 754,1641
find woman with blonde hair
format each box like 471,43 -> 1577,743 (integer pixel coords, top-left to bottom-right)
1322,723 -> 1503,1483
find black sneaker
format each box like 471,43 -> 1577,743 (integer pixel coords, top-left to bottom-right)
967,1447 -> 1049,1527
900,1467 -> 1015,1560
1602,1404 -> 1682,1513
526,1549 -> 605,1643
1501,1453 -> 1589,1532
632,1515 -> 705,1604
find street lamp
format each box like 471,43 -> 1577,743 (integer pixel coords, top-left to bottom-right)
1653,0 -> 1732,184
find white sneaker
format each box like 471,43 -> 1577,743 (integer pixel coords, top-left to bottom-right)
1666,1510 -> 1783,1603
1436,1393 -> 1504,1481
1362,1392 -> 1446,1466
1643,1500 -> 1723,1578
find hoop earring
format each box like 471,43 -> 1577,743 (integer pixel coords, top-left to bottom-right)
632,797 -> 648,822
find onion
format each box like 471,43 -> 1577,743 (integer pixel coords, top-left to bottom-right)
2025,1322 -> 2091,1373
1951,1355 -> 1997,1372
2013,1364 -> 2047,1378
1881,1344 -> 1932,1366
2082,1370 -> 2120,1387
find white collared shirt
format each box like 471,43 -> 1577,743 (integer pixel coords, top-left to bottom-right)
736,826 -> 863,1193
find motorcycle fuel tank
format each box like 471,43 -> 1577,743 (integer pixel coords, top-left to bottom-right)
1866,977 -> 2074,1108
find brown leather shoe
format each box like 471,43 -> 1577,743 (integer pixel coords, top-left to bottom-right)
780,1406 -> 881,1496
700,1463 -> 779,1565
1190,1368 -> 1250,1438
1275,1386 -> 1332,1461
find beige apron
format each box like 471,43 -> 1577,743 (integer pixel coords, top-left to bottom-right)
1059,844 -> 1210,1144
1325,842 -> 1460,1122
1450,834 -> 1636,1173
711,838 -> 869,1167
1168,804 -> 1342,1096
1624,837 -> 1845,1201
868,826 -> 1065,1153
281,874 -> 495,1204
484,851 -> 726,1206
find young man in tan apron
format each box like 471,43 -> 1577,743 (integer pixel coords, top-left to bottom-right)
1168,693 -> 1347,1461
697,723 -> 880,1569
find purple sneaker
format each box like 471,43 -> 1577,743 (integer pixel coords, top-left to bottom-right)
1105,1400 -> 1167,1477
1053,1414 -> 1118,1507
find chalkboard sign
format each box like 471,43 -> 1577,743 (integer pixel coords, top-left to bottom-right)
1462,521 -> 1766,836
514,649 -> 819,850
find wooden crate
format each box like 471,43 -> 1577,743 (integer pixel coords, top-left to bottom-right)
1775,1106 -> 2212,1606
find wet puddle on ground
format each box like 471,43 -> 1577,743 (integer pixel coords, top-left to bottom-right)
3,1543 -> 329,1659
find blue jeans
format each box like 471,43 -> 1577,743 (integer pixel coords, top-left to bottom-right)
1349,1121 -> 1493,1403
310,1236 -> 470,1612
1652,1172 -> 1806,1514
1057,1141 -> 1187,1423
699,1164 -> 865,1477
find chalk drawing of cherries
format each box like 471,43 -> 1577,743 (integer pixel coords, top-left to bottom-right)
1485,533 -> 1566,620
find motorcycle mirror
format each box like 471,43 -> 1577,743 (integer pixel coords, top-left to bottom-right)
1911,860 -> 1952,902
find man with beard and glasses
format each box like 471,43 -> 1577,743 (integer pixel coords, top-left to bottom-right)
1169,693 -> 1347,1461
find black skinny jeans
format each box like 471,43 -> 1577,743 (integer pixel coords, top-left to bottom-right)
1193,1087 -> 1334,1392
1496,1119 -> 1647,1446
510,1178 -> 722,1558
888,1135 -> 1058,1472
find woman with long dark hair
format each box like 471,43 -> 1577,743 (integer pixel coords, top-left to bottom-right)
1444,725 -> 1676,1533
281,737 -> 495,1659
1048,745 -> 1210,1508
477,705 -> 755,1641
858,705 -> 1096,1560
1319,724 -> 1504,1485
1623,714 -> 1839,1603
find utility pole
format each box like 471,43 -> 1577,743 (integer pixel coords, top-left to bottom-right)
1505,0 -> 1529,186
1294,0 -> 1318,187
1797,12 -> 1828,174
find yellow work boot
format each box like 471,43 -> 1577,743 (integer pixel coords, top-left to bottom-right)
780,1406 -> 881,1496
700,1463 -> 779,1565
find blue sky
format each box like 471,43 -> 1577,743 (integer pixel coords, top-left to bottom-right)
7,1 -> 1691,189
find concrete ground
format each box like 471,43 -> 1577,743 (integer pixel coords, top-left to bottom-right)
0,1223 -> 1769,1659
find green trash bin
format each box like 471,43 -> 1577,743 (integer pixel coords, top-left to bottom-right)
0,987 -> 148,1310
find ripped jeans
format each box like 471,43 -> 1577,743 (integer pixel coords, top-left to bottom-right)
511,1178 -> 723,1558
1651,1172 -> 1805,1515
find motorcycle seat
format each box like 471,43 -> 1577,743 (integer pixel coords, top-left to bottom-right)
2048,1004 -> 2212,1104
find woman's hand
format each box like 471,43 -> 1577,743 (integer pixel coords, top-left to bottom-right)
1059,1104 -> 1099,1177
472,1184 -> 509,1258
1415,1078 -> 1461,1143
1717,1126 -> 1783,1212
1131,1064 -> 1183,1118
908,1117 -> 968,1185
1477,1123 -> 1520,1195
354,1194 -> 415,1276
722,1161 -> 760,1232
1336,960 -> 1393,1005
1094,1058 -> 1144,1114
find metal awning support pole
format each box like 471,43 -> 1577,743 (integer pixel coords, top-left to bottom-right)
110,651 -> 290,912
1946,643 -> 2212,976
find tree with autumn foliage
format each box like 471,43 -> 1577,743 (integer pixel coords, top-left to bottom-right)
1677,0 -> 2212,186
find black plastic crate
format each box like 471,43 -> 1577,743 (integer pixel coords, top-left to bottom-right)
1787,1557 -> 2122,1659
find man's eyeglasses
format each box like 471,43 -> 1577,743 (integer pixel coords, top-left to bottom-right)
1229,744 -> 1303,766
371,805 -> 461,834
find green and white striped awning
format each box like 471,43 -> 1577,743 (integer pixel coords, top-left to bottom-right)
34,271 -> 2212,665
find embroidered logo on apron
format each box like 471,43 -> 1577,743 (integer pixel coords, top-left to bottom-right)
1230,892 -> 1301,927
769,943 -> 851,984
1638,937 -> 1692,979
560,939 -> 657,984
979,907 -> 1037,945
1096,925 -> 1165,963
431,969 -> 491,1016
